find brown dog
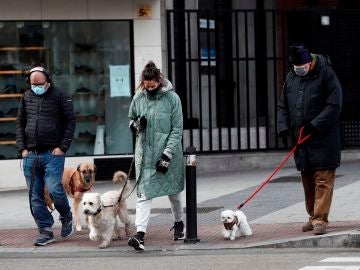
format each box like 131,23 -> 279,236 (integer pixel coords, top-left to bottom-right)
45,163 -> 96,232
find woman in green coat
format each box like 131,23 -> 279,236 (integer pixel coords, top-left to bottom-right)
127,61 -> 185,251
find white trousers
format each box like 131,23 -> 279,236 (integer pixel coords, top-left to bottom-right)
135,193 -> 183,233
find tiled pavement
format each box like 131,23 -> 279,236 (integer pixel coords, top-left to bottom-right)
1,221 -> 360,250
1,160 -> 360,251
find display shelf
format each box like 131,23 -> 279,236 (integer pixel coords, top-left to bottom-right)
73,137 -> 96,143
73,92 -> 98,96
76,115 -> 104,121
0,46 -> 47,52
0,70 -> 26,75
0,94 -> 22,99
0,117 -> 16,122
0,140 -> 16,145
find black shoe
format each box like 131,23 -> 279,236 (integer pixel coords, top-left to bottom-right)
0,84 -> 17,94
34,229 -> 55,246
171,221 -> 185,240
78,131 -> 96,141
4,108 -> 18,117
60,216 -> 74,238
75,87 -> 92,94
75,65 -> 95,74
75,43 -> 96,52
128,233 -> 145,251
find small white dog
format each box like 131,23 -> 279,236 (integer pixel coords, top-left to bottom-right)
82,171 -> 132,249
220,209 -> 252,240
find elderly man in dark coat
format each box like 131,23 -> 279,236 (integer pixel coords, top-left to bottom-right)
277,43 -> 343,235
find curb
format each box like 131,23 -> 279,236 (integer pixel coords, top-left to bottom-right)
246,230 -> 360,249
1,231 -> 360,255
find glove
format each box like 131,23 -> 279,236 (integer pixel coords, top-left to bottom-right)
301,123 -> 317,137
278,130 -> 289,147
130,115 -> 147,133
139,115 -> 147,130
156,153 -> 171,174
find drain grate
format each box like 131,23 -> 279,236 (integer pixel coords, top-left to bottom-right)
270,176 -> 301,183
128,206 -> 222,215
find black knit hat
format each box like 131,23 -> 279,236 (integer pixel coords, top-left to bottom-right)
289,43 -> 311,65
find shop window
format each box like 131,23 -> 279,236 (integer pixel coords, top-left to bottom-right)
0,21 -> 133,159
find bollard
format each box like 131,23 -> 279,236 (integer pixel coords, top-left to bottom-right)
184,146 -> 200,243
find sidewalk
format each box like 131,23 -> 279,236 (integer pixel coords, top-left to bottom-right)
1,160 -> 360,252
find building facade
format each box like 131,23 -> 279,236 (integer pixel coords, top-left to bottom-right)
1,0 -> 359,189
0,0 -> 166,189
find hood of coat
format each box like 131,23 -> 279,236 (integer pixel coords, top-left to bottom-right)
159,78 -> 173,93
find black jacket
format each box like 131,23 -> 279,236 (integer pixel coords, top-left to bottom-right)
16,86 -> 75,153
277,54 -> 343,171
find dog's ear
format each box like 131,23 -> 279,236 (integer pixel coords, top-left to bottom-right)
93,164 -> 97,175
77,164 -> 81,172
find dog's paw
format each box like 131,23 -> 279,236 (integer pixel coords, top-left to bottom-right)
112,233 -> 121,241
230,236 -> 236,241
99,241 -> 110,249
125,224 -> 132,237
89,232 -> 99,241
76,224 -> 82,232
223,231 -> 230,239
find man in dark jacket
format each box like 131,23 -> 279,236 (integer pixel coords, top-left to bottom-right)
277,44 -> 343,235
16,66 -> 76,246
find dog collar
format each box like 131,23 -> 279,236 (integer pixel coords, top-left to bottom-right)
91,207 -> 102,216
69,177 -> 93,195
223,216 -> 238,230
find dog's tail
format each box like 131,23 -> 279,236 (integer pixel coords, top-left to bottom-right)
112,170 -> 130,193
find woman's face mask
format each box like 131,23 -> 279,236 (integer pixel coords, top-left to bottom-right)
143,80 -> 160,96
293,63 -> 310,76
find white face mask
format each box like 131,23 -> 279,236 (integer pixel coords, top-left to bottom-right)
293,64 -> 310,76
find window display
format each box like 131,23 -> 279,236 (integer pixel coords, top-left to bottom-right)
0,21 -> 133,159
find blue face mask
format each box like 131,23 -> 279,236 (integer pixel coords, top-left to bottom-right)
31,85 -> 47,95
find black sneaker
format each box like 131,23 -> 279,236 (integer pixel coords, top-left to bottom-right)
60,216 -> 74,238
128,233 -> 145,251
34,230 -> 55,246
171,221 -> 185,240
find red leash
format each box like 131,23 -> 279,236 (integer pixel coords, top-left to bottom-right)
236,127 -> 311,210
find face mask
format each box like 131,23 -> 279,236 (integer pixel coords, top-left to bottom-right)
31,85 -> 47,95
293,64 -> 309,76
146,86 -> 160,96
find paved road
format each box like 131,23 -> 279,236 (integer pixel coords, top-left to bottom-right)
1,248 -> 360,270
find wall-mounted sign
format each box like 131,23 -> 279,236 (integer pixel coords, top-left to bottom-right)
137,6 -> 152,18
109,65 -> 131,97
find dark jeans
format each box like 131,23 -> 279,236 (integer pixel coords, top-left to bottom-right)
23,150 -> 72,230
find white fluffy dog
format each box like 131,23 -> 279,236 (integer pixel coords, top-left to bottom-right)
82,171 -> 132,248
220,209 -> 252,240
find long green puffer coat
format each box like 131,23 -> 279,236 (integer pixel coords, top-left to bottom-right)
129,79 -> 184,199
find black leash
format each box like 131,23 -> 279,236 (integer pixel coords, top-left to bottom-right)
102,156 -> 138,209
117,155 -> 138,202
115,121 -> 148,204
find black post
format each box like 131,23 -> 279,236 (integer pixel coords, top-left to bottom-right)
184,146 -> 200,243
